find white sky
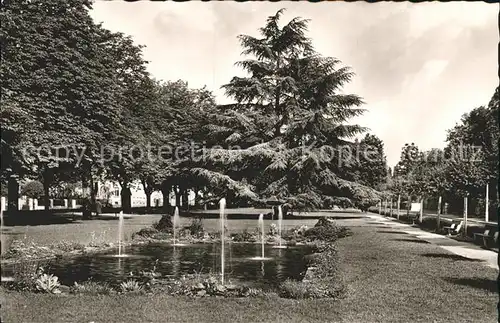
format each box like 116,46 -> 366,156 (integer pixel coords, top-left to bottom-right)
90,2 -> 498,167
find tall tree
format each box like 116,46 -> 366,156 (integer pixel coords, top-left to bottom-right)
102,33 -> 154,212
355,134 -> 388,189
1,0 -> 122,214
444,88 -> 499,215
184,9 -> 380,210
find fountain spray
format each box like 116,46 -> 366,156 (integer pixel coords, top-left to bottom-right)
118,211 -> 124,257
173,207 -> 180,245
258,213 -> 264,259
278,205 -> 283,248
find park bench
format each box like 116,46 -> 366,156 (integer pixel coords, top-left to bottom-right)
473,229 -> 499,249
443,221 -> 463,236
409,213 -> 419,225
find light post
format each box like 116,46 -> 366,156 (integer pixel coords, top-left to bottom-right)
389,196 -> 393,217
463,192 -> 469,236
485,181 -> 489,223
437,196 -> 442,232
396,194 -> 401,220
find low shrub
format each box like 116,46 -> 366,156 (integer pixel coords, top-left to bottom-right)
53,241 -> 86,253
35,273 -> 61,294
231,229 -> 257,242
310,245 -> 341,279
268,223 -> 278,236
3,264 -> 42,292
186,218 -> 204,237
21,180 -> 44,199
151,232 -> 171,240
71,281 -> 114,295
151,273 -> 265,298
279,241 -> 346,299
132,227 -> 158,239
153,215 -> 174,233
5,239 -> 101,260
303,218 -> 351,242
278,280 -> 331,299
283,225 -> 309,242
4,265 -> 61,293
308,241 -> 330,253
119,279 -> 143,293
134,260 -> 162,287
279,277 -> 345,299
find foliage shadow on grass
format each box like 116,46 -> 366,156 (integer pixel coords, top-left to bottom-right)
376,231 -> 407,235
422,253 -> 484,262
444,277 -> 498,293
393,238 -> 430,244
3,216 -> 77,227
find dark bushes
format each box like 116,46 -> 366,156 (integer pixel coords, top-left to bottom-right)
303,218 -> 352,242
132,227 -> 158,239
186,218 -> 204,237
153,214 -> 173,232
231,229 -> 256,242
279,243 -> 346,299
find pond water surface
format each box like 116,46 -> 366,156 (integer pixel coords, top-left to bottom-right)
4,243 -> 312,289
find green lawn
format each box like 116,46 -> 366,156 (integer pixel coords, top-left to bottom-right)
333,222 -> 498,322
1,215 -> 498,322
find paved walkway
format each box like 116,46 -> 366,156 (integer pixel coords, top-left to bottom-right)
366,213 -> 498,269
371,207 -> 497,226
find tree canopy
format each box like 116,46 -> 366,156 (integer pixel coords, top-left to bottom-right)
180,9 -> 381,210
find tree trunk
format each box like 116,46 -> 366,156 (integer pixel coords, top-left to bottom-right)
406,195 -> 411,217
227,191 -> 236,208
463,194 -> 468,236
274,57 -> 282,137
193,187 -> 200,207
161,184 -> 171,214
140,179 -> 153,213
436,196 -> 442,232
389,198 -> 393,217
485,183 -> 489,222
182,189 -> 189,210
396,194 -> 401,220
418,196 -> 424,223
7,175 -> 19,214
81,172 -> 91,220
90,174 -> 96,216
42,168 -> 52,211
43,180 -> 50,211
145,191 -> 152,211
121,185 -> 132,213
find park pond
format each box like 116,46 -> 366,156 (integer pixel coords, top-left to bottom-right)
2,242 -> 312,290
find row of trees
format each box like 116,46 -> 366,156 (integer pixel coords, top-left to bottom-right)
1,4 -> 385,216
386,87 -> 499,220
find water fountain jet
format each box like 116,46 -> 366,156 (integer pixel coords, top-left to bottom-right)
250,213 -> 271,260
114,211 -> 129,258
172,207 -> 187,246
259,213 -> 264,258
273,205 -> 287,249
